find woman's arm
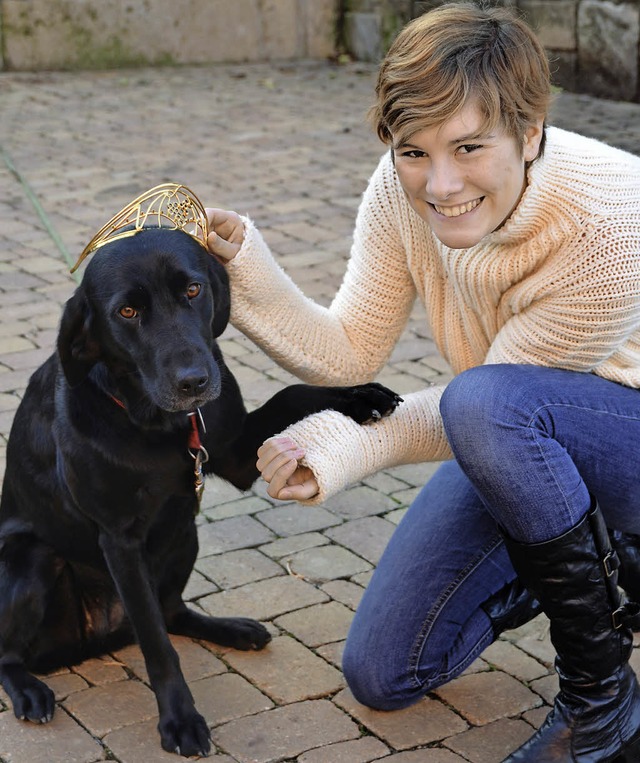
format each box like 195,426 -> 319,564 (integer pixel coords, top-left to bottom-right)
210,154 -> 419,386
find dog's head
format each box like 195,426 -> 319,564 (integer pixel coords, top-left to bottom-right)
58,228 -> 231,413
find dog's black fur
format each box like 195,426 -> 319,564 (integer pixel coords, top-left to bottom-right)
0,228 -> 400,757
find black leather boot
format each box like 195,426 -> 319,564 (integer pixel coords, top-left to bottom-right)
481,578 -> 541,636
610,530 -> 640,601
501,502 -> 640,762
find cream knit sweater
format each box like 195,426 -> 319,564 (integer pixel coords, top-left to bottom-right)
226,127 -> 640,503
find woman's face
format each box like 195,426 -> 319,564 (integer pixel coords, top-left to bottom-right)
392,102 -> 544,249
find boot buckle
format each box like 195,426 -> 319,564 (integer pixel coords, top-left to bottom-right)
613,606 -> 626,629
603,550 -> 620,578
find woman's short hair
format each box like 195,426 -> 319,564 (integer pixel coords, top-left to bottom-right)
372,2 -> 552,156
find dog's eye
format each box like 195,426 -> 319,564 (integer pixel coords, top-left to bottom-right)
119,306 -> 138,319
186,283 -> 201,300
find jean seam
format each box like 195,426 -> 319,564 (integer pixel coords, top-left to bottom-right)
407,533 -> 504,693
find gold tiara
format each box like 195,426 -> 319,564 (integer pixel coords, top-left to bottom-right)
71,183 -> 209,273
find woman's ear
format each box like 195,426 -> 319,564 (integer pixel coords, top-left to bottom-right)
523,118 -> 545,162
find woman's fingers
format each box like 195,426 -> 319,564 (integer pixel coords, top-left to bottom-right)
257,437 -> 319,500
205,207 -> 245,261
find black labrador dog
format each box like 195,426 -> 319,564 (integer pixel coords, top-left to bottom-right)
0,226 -> 400,757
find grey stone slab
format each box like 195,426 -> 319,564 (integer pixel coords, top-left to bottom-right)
0,707 -> 106,763
196,548 -> 284,589
275,601 -> 355,647
258,503 -> 342,536
287,544 -> 372,582
325,516 -> 396,565
212,700 -> 360,763
224,635 -> 344,703
197,515 -> 276,556
198,575 -> 328,621
335,688 -> 468,750
323,484 -> 399,519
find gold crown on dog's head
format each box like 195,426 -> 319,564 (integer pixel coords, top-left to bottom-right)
71,183 -> 209,273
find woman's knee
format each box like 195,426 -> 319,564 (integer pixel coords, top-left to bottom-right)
440,364 -> 542,454
342,626 -> 448,711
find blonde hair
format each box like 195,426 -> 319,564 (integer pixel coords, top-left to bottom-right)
372,2 -> 552,155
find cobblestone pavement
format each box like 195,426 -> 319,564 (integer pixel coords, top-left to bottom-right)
1,61 -> 640,763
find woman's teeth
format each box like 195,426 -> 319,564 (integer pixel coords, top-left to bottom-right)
434,198 -> 482,217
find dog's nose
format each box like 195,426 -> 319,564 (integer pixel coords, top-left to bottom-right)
178,370 -> 209,395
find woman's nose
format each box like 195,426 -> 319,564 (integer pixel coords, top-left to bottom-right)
425,159 -> 464,200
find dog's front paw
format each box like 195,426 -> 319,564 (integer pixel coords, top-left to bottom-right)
211,617 -> 272,651
335,382 -> 403,425
158,710 -> 211,758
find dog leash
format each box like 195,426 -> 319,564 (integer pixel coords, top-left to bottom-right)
109,393 -> 208,511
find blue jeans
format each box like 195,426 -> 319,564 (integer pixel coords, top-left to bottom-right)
343,364 -> 640,710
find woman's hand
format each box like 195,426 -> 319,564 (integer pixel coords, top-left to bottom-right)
205,208 -> 245,262
257,437 -> 320,501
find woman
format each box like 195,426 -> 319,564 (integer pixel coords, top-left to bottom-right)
206,3 -> 640,760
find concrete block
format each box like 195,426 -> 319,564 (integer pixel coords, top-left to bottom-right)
578,0 -> 640,100
520,0 -> 578,50
345,12 -> 383,62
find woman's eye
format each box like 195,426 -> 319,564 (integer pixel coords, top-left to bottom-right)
400,149 -> 425,159
187,283 -> 201,299
119,306 -> 138,319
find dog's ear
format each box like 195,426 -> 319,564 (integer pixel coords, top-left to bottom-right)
207,257 -> 231,338
57,289 -> 101,386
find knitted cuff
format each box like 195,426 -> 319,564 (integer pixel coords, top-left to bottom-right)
278,388 -> 452,505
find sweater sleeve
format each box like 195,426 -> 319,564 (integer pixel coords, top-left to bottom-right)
275,385 -> 453,504
226,153 -> 418,385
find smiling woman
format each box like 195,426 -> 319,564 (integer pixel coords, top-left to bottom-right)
203,3 -> 640,761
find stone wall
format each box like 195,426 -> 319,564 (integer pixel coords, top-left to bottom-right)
344,0 -> 640,102
0,0 -> 336,70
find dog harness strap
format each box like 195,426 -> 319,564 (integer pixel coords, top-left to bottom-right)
187,413 -> 202,450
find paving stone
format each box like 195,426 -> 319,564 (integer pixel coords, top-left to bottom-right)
62,680 -> 158,737
444,718 -> 535,763
113,637 -> 228,684
287,544 -> 372,582
528,672 -> 558,705
46,671 -> 91,700
203,494 -> 272,520
258,503 -> 342,535
197,515 -> 276,556
335,688 -> 468,749
0,707 -> 106,763
190,672 -> 274,725
102,717 -> 194,763
196,548 -> 284,588
73,656 -> 129,685
275,600 -> 354,647
259,531 -> 331,559
198,575 -> 328,621
325,516 -> 396,564
381,751 -> 466,762
183,568 -> 220,600
433,671 -> 541,725
323,484 -> 399,519
321,579 -> 365,610
481,639 -> 549,682
212,699 -> 360,763
297,735 -> 390,762
223,635 -> 344,703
